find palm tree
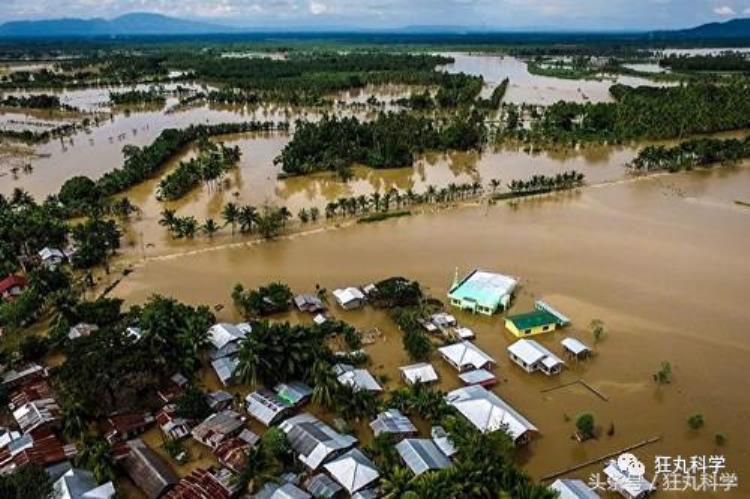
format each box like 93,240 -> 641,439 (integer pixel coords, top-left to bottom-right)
75,435 -> 116,484
381,466 -> 415,498
310,360 -> 339,410
159,209 -> 177,229
201,218 -> 220,238
234,446 -> 276,494
222,202 -> 239,235
238,205 -> 258,233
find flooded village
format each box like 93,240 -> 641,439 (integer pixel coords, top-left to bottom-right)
0,18 -> 749,499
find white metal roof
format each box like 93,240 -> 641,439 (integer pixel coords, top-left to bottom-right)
334,364 -> 382,392
399,363 -> 439,385
207,323 -> 251,351
445,385 -> 537,442
508,339 -> 564,368
245,389 -> 291,426
369,410 -> 417,437
332,287 -> 365,305
279,413 -> 357,470
430,426 -> 457,457
550,479 -> 601,499
458,369 -> 496,386
455,327 -> 475,339
38,247 -> 65,261
438,341 -> 495,371
323,448 -> 380,494
561,337 -> 590,355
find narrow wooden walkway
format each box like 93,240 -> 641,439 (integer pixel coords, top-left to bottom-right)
540,435 -> 662,482
540,378 -> 609,401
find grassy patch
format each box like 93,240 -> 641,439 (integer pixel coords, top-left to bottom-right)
357,210 -> 412,224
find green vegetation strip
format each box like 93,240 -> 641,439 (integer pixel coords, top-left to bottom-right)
357,210 -> 412,223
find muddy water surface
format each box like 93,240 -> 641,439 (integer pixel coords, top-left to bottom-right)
110,165 -> 750,494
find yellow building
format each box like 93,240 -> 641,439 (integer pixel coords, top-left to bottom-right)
505,310 -> 560,338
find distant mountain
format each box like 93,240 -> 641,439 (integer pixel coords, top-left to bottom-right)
657,18 -> 750,40
0,13 -> 234,38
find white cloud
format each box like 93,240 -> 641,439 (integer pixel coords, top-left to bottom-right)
713,5 -> 735,16
309,0 -> 327,15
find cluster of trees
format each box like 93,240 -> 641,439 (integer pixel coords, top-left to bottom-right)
0,266 -> 70,331
276,111 -> 486,177
0,464 -> 51,499
521,79 -> 750,144
109,88 -> 166,105
96,121 -> 285,196
0,93 -> 75,111
157,139 -> 241,201
659,53 -> 750,72
477,77 -> 509,109
0,122 -> 78,144
368,277 -> 423,309
391,307 -> 434,361
56,295 -> 214,416
232,282 -> 293,318
628,136 -> 750,173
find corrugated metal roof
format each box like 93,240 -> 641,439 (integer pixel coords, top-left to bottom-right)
458,369 -> 496,386
120,439 -> 178,499
279,413 -> 357,470
561,337 -> 590,355
334,364 -> 382,392
445,385 -> 537,442
246,389 -> 292,426
508,339 -> 564,368
255,482 -> 312,499
438,341 -> 495,371
369,410 -> 417,437
448,270 -> 517,309
191,411 -> 245,449
430,426 -> 457,458
395,439 -> 452,476
304,473 -> 344,498
274,381 -> 313,407
211,356 -> 240,386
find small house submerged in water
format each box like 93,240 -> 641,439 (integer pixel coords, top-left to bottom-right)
447,269 -> 518,315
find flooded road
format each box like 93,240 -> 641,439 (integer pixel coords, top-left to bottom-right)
110,164 -> 750,492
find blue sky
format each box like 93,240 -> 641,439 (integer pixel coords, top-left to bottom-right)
1,0 -> 749,30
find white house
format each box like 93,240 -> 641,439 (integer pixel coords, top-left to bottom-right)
395,438 -> 452,476
52,467 -> 116,499
279,413 -> 357,470
399,363 -> 439,385
245,389 -> 292,427
207,323 -> 252,359
447,269 -> 518,315
507,339 -> 565,376
38,247 -> 66,268
561,337 -> 592,359
323,448 -> 380,495
445,385 -> 538,445
332,287 -> 366,310
334,364 -> 382,392
438,341 -> 495,372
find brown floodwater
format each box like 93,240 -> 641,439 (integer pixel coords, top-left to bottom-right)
106,164 -> 750,496
439,53 -> 674,104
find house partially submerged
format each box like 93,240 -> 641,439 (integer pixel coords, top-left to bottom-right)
550,478 -> 601,499
334,364 -> 382,392
0,275 -> 26,300
67,322 -> 99,341
561,337 -> 592,360
505,310 -> 560,338
304,473 -> 343,498
38,247 -> 66,268
164,467 -> 239,499
51,467 -> 116,499
446,385 -> 538,445
157,373 -> 189,404
103,411 -> 155,444
448,269 -> 517,315
323,448 -> 380,495
205,390 -> 234,412
395,438 -> 452,476
294,294 -> 326,314
274,381 -> 313,407
332,288 -> 366,310
279,413 -> 357,470
246,389 -> 293,426
13,398 -> 62,434
458,369 -> 497,387
399,363 -> 439,386
430,426 -> 457,458
211,356 -> 241,387
156,405 -> 191,441
0,431 -> 76,474
114,438 -> 178,499
214,430 -> 260,473
191,410 -> 246,449
1,363 -> 48,390
207,323 -> 252,360
507,339 -> 565,376
603,457 -> 656,499
369,410 -> 417,438
438,341 -> 495,372
256,481 -> 312,499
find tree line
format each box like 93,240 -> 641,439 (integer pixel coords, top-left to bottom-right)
628,135 -> 750,173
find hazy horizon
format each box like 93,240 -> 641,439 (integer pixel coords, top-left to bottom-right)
2,0 -> 750,31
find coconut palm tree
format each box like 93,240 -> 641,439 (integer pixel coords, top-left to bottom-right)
238,205 -> 259,233
222,202 -> 240,235
201,218 -> 220,238
310,360 -> 339,410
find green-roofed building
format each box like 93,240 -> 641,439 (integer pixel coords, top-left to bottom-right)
505,310 -> 560,338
